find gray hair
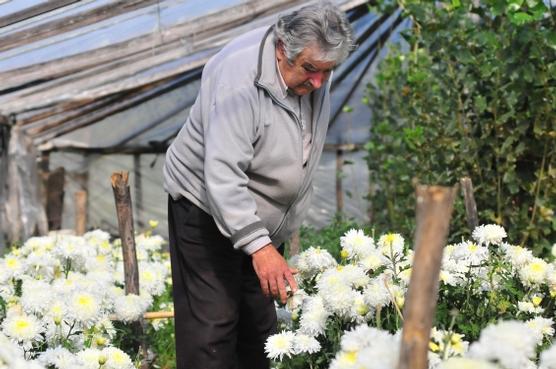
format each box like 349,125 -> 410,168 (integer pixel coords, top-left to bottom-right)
274,1 -> 355,65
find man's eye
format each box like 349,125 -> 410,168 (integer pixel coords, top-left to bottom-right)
303,65 -> 317,73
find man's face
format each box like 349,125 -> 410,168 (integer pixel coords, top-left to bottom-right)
276,43 -> 336,96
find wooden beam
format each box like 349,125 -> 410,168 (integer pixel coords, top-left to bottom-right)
0,0 -> 158,52
398,185 -> 457,369
0,0 -> 80,29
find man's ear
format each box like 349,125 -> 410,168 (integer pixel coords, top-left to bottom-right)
276,40 -> 286,59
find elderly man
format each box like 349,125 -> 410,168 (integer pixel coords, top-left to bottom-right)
164,2 -> 354,368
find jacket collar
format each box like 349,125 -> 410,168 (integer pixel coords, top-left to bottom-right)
254,26 -> 287,103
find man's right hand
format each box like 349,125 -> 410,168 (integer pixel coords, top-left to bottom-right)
251,244 -> 297,304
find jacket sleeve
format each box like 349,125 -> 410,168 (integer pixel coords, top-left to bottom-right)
203,84 -> 272,254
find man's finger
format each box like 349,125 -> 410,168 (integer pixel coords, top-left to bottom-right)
289,267 -> 299,275
277,277 -> 287,304
257,273 -> 270,297
284,270 -> 298,294
268,277 -> 279,299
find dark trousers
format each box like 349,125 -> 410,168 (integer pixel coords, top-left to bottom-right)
168,196 -> 277,369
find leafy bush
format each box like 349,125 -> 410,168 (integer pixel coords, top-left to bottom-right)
365,0 -> 556,254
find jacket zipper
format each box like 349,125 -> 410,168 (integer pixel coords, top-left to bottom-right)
256,82 -> 306,238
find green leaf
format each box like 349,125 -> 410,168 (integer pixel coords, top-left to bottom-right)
509,12 -> 534,25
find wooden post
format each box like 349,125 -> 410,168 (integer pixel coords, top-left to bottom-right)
460,177 -> 478,231
110,171 -> 139,295
74,190 -> 88,235
289,230 -> 301,257
111,171 -> 149,369
46,167 -> 65,231
336,148 -> 344,214
398,185 -> 457,369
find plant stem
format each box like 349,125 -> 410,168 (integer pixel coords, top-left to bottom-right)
520,140 -> 548,247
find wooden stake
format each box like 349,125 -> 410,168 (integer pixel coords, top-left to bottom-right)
460,177 -> 478,231
110,171 -> 139,295
74,190 -> 87,235
398,185 -> 457,369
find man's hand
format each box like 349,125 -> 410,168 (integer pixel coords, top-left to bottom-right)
251,244 -> 297,304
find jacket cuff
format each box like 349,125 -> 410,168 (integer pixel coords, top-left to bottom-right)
242,236 -> 272,255
231,221 -> 270,253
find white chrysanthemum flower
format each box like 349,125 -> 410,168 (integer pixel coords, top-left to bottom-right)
468,320 -> 539,369
540,342 -> 556,369
1,254 -> 26,279
265,331 -> 295,360
84,229 -> 112,255
340,325 -> 392,352
67,291 -> 102,324
472,224 -> 507,246
136,234 -> 165,252
340,229 -> 375,260
317,268 -> 359,316
330,325 -> 399,369
363,275 -> 392,309
520,258 -> 549,286
438,269 -> 459,286
54,235 -> 92,262
377,233 -> 404,258
451,240 -> 489,267
38,346 -> 78,369
292,333 -> 320,354
0,333 -> 45,369
84,254 -> 113,273
439,357 -> 498,369
20,279 -> 54,315
299,296 -> 329,336
113,293 -> 152,322
349,292 -> 370,321
22,236 -> 56,254
76,348 -> 104,369
339,264 -> 370,289
113,262 -> 125,285
139,262 -> 167,296
430,328 -> 468,357
294,247 -> 337,278
24,250 -> 59,280
102,346 -> 134,369
518,300 -> 544,314
358,249 -> 388,272
398,267 -> 412,286
502,243 -> 534,269
286,289 -> 307,315
2,312 -> 45,349
527,317 -> 554,341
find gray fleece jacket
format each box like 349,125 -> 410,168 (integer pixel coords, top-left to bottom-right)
163,25 -> 331,255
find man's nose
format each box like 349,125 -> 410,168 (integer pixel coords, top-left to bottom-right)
308,72 -> 325,89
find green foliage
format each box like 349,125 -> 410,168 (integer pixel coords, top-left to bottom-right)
365,0 -> 556,254
294,216 -> 368,260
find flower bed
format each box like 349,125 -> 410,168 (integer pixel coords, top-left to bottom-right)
267,225 -> 556,369
0,225 -> 173,369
